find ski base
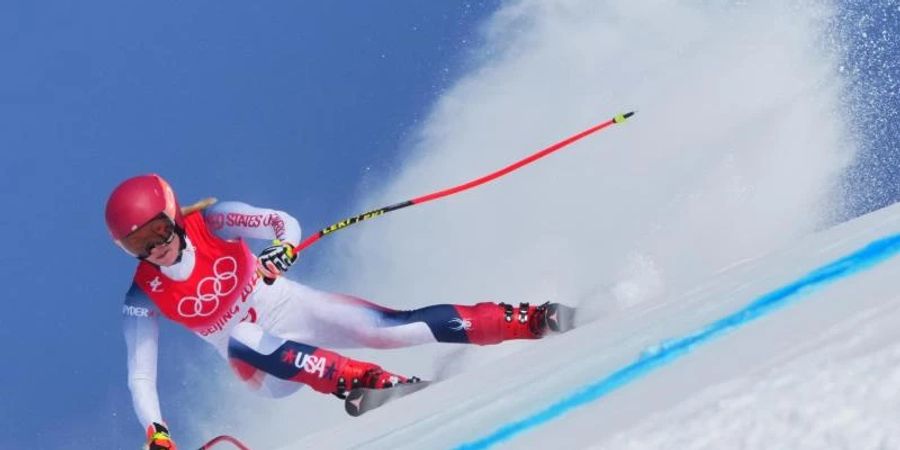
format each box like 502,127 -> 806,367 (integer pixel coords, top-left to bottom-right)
344,381 -> 431,417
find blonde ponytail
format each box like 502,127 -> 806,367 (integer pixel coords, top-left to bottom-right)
181,197 -> 218,216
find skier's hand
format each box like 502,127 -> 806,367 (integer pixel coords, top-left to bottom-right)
258,240 -> 298,284
145,422 -> 177,450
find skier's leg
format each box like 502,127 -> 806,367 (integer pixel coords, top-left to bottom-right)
383,301 -> 576,345
257,280 -> 439,349
262,279 -> 573,348
227,322 -> 418,398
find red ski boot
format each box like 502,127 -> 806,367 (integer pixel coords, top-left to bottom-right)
331,358 -> 421,399
458,301 -> 576,345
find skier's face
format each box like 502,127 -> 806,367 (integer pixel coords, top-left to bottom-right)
143,228 -> 181,266
120,214 -> 181,265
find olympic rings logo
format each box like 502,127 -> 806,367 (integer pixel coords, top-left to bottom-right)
177,256 -> 239,318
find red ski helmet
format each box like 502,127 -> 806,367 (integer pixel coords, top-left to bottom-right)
105,174 -> 183,255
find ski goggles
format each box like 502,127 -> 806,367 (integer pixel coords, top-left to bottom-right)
120,214 -> 177,259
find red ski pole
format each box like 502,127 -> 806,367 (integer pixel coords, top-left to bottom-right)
289,111 -> 634,256
198,435 -> 252,450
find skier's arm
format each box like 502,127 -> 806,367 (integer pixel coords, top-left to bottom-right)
122,284 -> 164,430
203,201 -> 302,244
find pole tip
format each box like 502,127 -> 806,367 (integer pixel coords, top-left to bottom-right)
613,111 -> 636,123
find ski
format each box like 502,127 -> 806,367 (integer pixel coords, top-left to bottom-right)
344,381 -> 431,417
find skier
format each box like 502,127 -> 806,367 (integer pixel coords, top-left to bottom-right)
108,174 -> 574,450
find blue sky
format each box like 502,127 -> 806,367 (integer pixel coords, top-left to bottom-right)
836,0 -> 900,218
0,2 -> 498,448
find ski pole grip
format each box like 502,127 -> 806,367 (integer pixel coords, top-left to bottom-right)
258,241 -> 296,286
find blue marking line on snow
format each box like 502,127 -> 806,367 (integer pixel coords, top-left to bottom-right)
455,233 -> 900,450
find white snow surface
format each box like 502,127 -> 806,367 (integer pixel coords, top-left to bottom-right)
185,1 -> 900,449
279,203 -> 900,450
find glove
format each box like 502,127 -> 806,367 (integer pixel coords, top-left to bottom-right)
258,240 -> 298,283
146,422 -> 177,450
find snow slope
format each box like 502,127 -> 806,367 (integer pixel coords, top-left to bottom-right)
284,198 -> 900,450
200,2 -> 874,448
